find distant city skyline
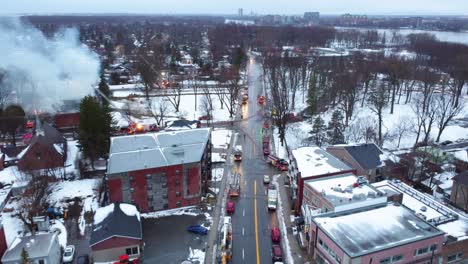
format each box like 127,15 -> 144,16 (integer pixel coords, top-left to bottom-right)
2,0 -> 468,16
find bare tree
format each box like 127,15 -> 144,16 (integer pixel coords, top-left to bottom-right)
148,97 -> 169,127
17,175 -> 49,235
200,95 -> 213,127
216,67 -> 242,118
368,82 -> 388,146
394,116 -> 411,148
434,93 -> 463,142
201,86 -> 214,110
165,82 -> 183,112
263,51 -> 290,146
337,71 -> 360,126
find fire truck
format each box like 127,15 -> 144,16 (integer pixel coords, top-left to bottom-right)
267,154 -> 289,171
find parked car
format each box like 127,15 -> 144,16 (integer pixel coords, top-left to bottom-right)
187,225 -> 208,235
226,201 -> 235,215
198,115 -> 211,121
62,245 -> 75,263
76,255 -> 90,264
263,175 -> 270,184
272,245 -> 283,262
271,227 -> 281,243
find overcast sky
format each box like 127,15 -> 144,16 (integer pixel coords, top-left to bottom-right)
2,0 -> 468,16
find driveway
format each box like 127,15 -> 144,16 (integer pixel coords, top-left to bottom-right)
142,215 -> 208,264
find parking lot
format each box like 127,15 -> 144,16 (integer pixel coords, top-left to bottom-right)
141,214 -> 209,264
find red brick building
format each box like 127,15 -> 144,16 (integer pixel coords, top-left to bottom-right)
106,128 -> 212,212
0,221 -> 7,263
17,123 -> 67,172
54,112 -> 80,133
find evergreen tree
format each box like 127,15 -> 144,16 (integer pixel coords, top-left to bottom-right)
97,73 -> 111,106
327,110 -> 346,145
306,72 -> 318,115
21,248 -> 30,264
78,96 -> 113,169
310,116 -> 326,147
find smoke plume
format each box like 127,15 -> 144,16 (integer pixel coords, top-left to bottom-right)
0,17 -> 100,112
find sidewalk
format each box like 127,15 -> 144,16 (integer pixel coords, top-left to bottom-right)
205,130 -> 237,264
271,131 -> 311,264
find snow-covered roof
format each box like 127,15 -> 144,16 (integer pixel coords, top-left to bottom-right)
291,147 -> 353,178
1,233 -> 58,262
107,128 -> 211,174
91,203 -> 142,247
314,203 -> 444,258
373,180 -> 468,241
305,174 -> 386,211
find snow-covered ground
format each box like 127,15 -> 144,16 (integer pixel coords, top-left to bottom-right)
280,91 -> 468,152
211,153 -> 226,163
48,178 -> 101,236
110,92 -> 234,130
212,168 -> 224,182
211,129 -> 232,149
187,247 -> 206,264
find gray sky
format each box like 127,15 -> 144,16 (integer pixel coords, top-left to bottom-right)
2,0 -> 468,15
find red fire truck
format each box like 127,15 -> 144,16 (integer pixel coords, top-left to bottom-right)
267,154 -> 289,171
262,136 -> 270,155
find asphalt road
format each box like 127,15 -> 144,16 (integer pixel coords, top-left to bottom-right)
230,58 -> 280,264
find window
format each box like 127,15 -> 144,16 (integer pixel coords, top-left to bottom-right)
429,244 -> 437,251
163,204 -> 168,209
176,201 -> 181,206
163,194 -> 168,199
380,255 -> 403,264
380,257 -> 391,264
162,183 -> 167,188
147,184 -> 153,190
317,237 -> 340,263
447,253 -> 463,263
176,179 -> 180,186
176,170 -> 180,174
176,192 -> 181,197
38,260 -> 45,264
148,195 -> 153,201
125,247 -> 139,256
392,255 -> 403,262
414,247 -> 429,256
146,174 -> 152,179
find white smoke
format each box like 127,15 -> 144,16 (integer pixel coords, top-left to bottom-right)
0,17 -> 100,112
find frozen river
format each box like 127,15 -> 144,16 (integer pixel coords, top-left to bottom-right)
336,26 -> 468,45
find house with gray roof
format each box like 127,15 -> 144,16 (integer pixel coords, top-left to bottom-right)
1,233 -> 61,264
90,203 -> 142,263
107,128 -> 212,212
327,143 -> 384,182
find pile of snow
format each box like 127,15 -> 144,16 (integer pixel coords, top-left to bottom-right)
188,247 -> 205,263
49,219 -> 67,248
93,204 -> 115,225
119,203 -> 141,222
64,140 -> 80,176
272,175 -> 294,264
141,206 -> 201,219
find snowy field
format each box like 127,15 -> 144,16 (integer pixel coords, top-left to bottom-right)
280,91 -> 468,151
110,92 -> 234,129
